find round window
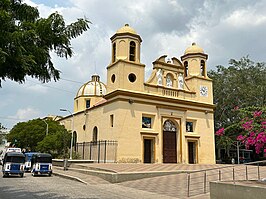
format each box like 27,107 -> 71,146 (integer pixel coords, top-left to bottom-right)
111,74 -> 115,83
128,73 -> 136,83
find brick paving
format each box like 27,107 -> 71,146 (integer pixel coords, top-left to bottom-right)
53,163 -> 266,199
54,167 -> 110,184
72,163 -> 232,172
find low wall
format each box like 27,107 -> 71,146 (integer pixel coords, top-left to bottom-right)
210,181 -> 266,199
52,159 -> 94,167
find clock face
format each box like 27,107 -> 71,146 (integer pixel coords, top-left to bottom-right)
200,86 -> 208,97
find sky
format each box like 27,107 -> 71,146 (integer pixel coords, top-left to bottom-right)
1,0 -> 266,130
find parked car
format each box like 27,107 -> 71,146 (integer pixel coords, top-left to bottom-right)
24,152 -> 38,172
2,152 -> 25,177
0,148 -> 21,165
31,153 -> 52,176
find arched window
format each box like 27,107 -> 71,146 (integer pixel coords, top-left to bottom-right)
163,120 -> 176,132
184,61 -> 188,77
86,100 -> 90,109
112,42 -> 116,63
129,41 -> 136,61
200,60 -> 205,76
92,126 -> 98,142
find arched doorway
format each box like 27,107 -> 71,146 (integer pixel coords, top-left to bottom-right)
163,120 -> 177,163
92,126 -> 98,142
73,131 -> 77,151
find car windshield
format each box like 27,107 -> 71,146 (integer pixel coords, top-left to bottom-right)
6,156 -> 25,163
37,157 -> 52,163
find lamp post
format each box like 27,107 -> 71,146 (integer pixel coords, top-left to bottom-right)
42,120 -> 48,136
60,109 -> 74,160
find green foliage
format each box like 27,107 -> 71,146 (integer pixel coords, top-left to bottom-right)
208,56 -> 266,130
216,106 -> 265,158
210,57 -> 266,157
237,106 -> 266,154
36,129 -> 71,158
215,123 -> 242,149
7,118 -> 71,158
0,0 -> 91,86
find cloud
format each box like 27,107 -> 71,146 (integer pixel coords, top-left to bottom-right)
14,107 -> 41,121
2,0 -> 266,130
24,83 -> 49,94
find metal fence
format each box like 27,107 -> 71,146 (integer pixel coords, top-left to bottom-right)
76,140 -> 118,163
186,160 -> 266,197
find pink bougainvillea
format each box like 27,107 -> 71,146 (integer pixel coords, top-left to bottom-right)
215,128 -> 224,136
240,110 -> 265,154
242,120 -> 253,131
219,109 -> 265,154
237,134 -> 246,141
254,111 -> 263,118
262,121 -> 266,129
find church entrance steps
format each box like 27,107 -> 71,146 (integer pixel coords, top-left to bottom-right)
55,166 -> 186,183
54,163 -> 233,183
70,163 -> 118,173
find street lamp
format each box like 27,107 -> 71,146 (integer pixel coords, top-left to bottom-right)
42,120 -> 48,136
60,109 -> 74,160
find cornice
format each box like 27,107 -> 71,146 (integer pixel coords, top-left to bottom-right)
105,89 -> 215,110
107,59 -> 145,69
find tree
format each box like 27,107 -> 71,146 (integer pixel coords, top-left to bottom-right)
216,107 -> 265,157
36,129 -> 71,158
208,56 -> 266,130
0,0 -> 90,86
7,118 -> 71,157
209,57 -> 266,161
236,107 -> 266,154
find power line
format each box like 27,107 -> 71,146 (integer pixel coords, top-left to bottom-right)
27,79 -> 76,94
60,78 -> 84,84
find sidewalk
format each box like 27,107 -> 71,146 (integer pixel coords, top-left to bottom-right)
52,163 -> 230,198
54,163 -> 232,183
53,167 -> 110,185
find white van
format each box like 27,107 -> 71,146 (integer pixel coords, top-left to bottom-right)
5,148 -> 22,153
0,148 -> 21,165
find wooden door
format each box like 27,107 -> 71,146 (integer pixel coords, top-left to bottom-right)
188,142 -> 196,164
144,139 -> 152,163
163,131 -> 177,163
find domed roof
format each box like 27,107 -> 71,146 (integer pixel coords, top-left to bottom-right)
116,24 -> 137,34
184,42 -> 204,55
76,74 -> 106,98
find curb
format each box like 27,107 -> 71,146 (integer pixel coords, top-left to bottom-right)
53,171 -> 87,185
66,167 -> 189,183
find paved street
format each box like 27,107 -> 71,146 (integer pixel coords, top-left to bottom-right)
2,163 -> 264,199
0,172 -> 177,199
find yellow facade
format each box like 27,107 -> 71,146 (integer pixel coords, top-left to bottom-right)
59,24 -> 216,164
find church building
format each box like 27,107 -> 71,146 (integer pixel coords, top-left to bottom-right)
59,24 -> 216,164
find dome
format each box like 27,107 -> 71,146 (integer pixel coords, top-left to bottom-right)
116,24 -> 137,34
76,74 -> 106,97
184,42 -> 204,55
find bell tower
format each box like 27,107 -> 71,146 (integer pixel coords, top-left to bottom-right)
106,24 -> 145,93
181,43 -> 208,78
181,43 -> 213,103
